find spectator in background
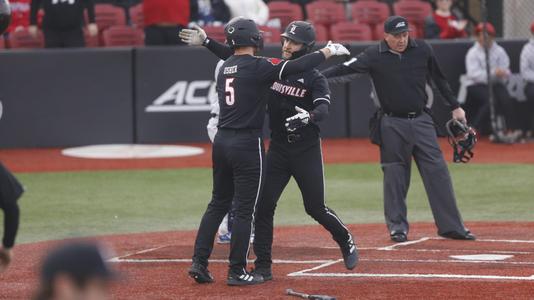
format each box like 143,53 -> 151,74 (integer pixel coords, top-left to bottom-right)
33,242 -> 117,300
144,0 -> 195,46
190,0 -> 230,27
224,0 -> 268,26
520,21 -> 534,138
29,0 -> 97,48
424,0 -> 467,39
5,0 -> 31,34
463,23 -> 514,135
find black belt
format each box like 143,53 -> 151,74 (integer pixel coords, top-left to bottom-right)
218,127 -> 262,135
272,129 -> 318,144
384,110 -> 423,119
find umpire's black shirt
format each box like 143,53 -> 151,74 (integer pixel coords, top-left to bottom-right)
322,39 -> 460,114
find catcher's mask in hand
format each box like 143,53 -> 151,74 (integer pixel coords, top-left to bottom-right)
445,119 -> 477,163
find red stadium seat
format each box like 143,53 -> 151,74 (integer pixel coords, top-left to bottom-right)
306,1 -> 346,27
393,0 -> 431,37
129,4 -> 144,28
9,29 -> 44,49
267,1 -> 303,30
351,0 -> 390,26
203,26 -> 226,43
91,4 -> 126,32
0,38 -> 5,49
330,22 -> 372,42
314,23 -> 329,42
260,26 -> 281,44
102,25 -> 144,47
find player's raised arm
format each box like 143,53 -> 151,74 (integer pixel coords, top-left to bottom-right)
179,25 -> 234,60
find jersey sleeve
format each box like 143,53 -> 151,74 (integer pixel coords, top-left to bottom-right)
256,57 -> 290,82
311,73 -> 331,105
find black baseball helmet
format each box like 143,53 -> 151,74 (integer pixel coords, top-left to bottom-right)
0,0 -> 11,35
280,21 -> 316,59
445,119 -> 477,163
224,17 -> 263,50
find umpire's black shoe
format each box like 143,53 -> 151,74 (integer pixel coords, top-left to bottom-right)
390,232 -> 407,243
340,234 -> 358,270
227,269 -> 265,286
188,263 -> 214,284
440,231 -> 476,241
252,267 -> 273,281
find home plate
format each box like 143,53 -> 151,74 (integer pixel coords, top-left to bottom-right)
449,254 -> 514,261
62,144 -> 204,159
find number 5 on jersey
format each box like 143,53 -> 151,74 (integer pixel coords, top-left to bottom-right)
225,78 -> 235,106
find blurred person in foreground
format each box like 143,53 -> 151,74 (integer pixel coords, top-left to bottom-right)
1,3 -> 24,274
33,241 -> 117,300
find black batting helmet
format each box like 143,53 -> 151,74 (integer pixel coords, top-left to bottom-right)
445,119 -> 477,163
0,0 -> 11,35
280,21 -> 316,59
224,17 -> 263,50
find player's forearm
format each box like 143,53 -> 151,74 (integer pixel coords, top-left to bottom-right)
2,202 -> 19,249
282,52 -> 325,78
310,102 -> 329,122
203,38 -> 233,61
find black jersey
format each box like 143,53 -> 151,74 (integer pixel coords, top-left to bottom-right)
217,54 -> 289,130
268,69 -> 331,135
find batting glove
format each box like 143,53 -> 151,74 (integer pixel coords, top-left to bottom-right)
285,106 -> 310,132
178,24 -> 207,46
324,40 -> 350,56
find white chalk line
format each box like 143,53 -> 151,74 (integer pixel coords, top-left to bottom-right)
377,237 -> 430,251
287,272 -> 534,281
110,258 -> 335,264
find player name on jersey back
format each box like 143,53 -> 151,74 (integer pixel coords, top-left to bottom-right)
223,65 -> 238,75
270,82 -> 307,98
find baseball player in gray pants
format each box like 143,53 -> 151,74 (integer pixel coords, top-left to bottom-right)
323,16 -> 475,243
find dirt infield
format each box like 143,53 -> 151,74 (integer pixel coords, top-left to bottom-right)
1,138 -> 534,173
1,138 -> 534,299
1,222 -> 534,299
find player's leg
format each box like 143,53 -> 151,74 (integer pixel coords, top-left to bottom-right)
253,142 -> 291,278
412,113 -> 474,240
291,139 -> 357,269
190,137 -> 234,283
380,116 -> 414,241
226,133 -> 265,285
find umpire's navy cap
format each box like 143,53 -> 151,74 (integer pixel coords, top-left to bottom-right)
384,16 -> 411,35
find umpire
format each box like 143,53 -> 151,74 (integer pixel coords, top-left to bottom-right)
0,1 -> 23,273
180,18 -> 349,285
323,16 -> 475,243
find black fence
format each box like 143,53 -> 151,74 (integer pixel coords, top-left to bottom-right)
0,39 -> 527,148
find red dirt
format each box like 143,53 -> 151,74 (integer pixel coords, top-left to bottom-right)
1,138 -> 534,299
1,138 -> 533,173
1,222 -> 534,300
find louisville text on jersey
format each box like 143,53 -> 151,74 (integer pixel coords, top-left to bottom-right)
270,82 -> 307,98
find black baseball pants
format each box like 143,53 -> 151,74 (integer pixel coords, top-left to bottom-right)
253,134 -> 351,270
465,83 -> 515,133
192,128 -> 264,273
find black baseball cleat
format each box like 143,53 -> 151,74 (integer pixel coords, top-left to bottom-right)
390,232 -> 407,243
188,262 -> 214,284
440,231 -> 476,240
340,234 -> 358,270
227,269 -> 265,286
252,267 -> 273,281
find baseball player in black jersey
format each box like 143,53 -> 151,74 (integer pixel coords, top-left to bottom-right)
179,17 -> 350,286
0,3 -> 24,273
182,20 -> 357,280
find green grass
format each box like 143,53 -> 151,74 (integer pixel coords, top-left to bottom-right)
14,163 -> 534,244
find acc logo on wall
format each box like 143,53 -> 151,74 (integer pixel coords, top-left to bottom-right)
145,80 -> 216,112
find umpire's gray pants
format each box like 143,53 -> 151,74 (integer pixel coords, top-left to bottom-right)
380,113 -> 467,236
